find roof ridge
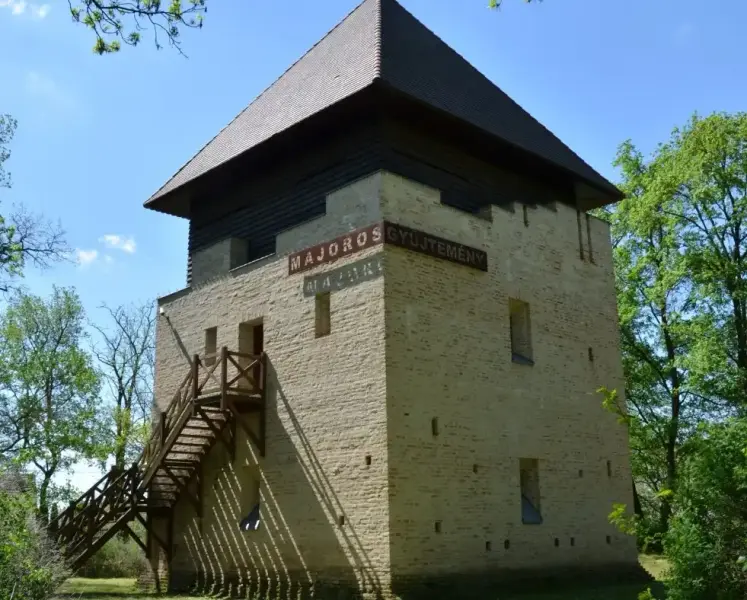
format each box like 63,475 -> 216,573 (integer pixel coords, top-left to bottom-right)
373,0 -> 383,78
378,0 -> 616,193
147,0 -> 376,203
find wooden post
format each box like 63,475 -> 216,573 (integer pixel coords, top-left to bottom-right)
159,411 -> 167,452
220,346 -> 228,411
192,354 -> 200,401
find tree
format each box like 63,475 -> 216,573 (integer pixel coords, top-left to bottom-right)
660,113 -> 747,410
0,466 -> 69,599
601,113 -> 745,542
92,302 -> 155,472
0,288 -> 105,518
0,115 -> 69,294
70,0 -> 207,55
71,0 -> 536,56
664,418 -> 747,600
0,115 -> 16,190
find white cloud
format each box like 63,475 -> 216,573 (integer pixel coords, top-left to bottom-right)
31,3 -> 49,18
76,249 -> 99,267
99,234 -> 137,254
1,0 -> 47,17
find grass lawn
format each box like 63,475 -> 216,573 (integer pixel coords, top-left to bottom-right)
55,555 -> 669,599
55,578 -> 139,596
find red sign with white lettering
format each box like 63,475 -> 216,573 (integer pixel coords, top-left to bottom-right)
287,223 -> 383,275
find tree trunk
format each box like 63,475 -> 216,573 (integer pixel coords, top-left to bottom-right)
661,310 -> 680,533
38,472 -> 52,524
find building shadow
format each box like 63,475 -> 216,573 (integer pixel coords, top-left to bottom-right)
162,358 -> 384,600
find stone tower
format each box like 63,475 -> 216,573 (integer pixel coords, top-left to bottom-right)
143,0 -> 641,597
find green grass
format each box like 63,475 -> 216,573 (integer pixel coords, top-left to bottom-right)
55,577 -> 139,596
54,556 -> 670,599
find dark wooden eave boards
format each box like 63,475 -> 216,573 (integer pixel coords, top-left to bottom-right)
144,0 -> 622,218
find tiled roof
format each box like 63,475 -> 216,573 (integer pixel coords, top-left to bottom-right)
146,0 -> 618,208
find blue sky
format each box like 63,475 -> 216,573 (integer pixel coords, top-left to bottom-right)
1,0 -> 746,485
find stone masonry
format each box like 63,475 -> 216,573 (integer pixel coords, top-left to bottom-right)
150,171 -> 639,598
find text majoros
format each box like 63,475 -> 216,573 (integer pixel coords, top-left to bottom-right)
288,221 -> 488,275
288,223 -> 383,275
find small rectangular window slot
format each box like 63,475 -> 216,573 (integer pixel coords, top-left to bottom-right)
520,458 -> 542,525
607,460 -> 612,477
554,538 -> 560,547
588,347 -> 594,362
365,455 -> 372,467
577,210 -> 585,261
434,521 -> 442,534
338,515 -> 345,527
509,299 -> 533,365
473,464 -> 478,474
204,326 -> 217,367
586,213 -> 595,263
578,469 -> 584,478
570,537 -> 575,547
431,418 -> 439,437
606,535 -> 612,545
485,541 -> 492,552
315,292 -> 331,338
522,204 -> 529,227
504,539 -> 510,550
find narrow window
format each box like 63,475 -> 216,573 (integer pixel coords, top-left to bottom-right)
338,515 -> 345,527
576,210 -> 585,261
434,521 -> 442,533
522,204 -> 529,227
431,418 -> 439,437
204,326 -> 217,367
520,458 -> 542,525
588,347 -> 594,362
485,541 -> 492,551
239,473 -> 261,532
509,299 -> 533,364
607,460 -> 612,477
365,455 -> 372,467
586,214 -> 594,263
315,292 -> 331,338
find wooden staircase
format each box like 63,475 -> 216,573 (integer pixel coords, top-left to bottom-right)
48,348 -> 266,570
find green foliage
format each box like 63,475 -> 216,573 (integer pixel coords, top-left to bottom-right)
0,115 -> 17,190
664,418 -> 747,599
0,288 -> 106,516
0,468 -> 69,599
600,111 -> 747,550
75,533 -> 147,579
70,0 -> 207,55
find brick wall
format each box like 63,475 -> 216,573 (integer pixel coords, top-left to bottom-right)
378,172 -> 638,591
155,176 -> 391,597
152,170 -> 639,598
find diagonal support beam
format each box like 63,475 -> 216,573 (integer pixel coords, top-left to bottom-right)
227,399 -> 265,457
161,464 -> 201,517
124,524 -> 147,553
135,511 -> 169,559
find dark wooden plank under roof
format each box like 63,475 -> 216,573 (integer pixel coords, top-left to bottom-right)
145,0 -> 621,217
